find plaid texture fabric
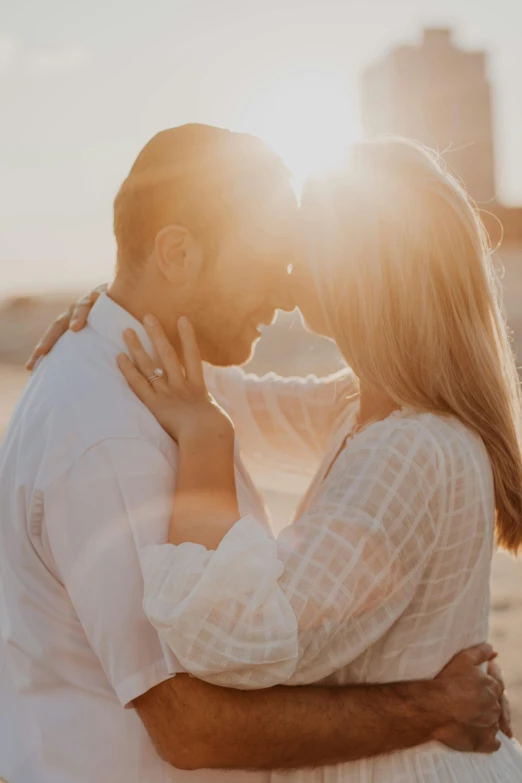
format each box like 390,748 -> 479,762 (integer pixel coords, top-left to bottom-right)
143,410 -> 496,686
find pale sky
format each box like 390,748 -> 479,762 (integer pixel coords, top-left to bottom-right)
1,0 -> 521,294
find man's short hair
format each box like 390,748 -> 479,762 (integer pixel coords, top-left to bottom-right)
113,124 -> 292,269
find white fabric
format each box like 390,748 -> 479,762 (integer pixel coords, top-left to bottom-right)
142,408 -> 522,782
0,293 -> 277,783
204,363 -> 357,490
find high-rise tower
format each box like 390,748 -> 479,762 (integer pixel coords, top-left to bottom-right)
361,28 -> 496,203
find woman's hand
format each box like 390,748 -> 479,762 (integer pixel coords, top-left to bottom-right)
119,315 -> 240,550
26,284 -> 107,370
118,314 -> 233,447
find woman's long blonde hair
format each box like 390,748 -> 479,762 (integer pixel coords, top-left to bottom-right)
302,138 -> 522,553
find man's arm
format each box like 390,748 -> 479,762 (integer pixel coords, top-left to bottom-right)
135,645 -> 502,771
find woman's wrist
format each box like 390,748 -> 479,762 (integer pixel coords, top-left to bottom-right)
177,408 -> 235,451
178,424 -> 235,455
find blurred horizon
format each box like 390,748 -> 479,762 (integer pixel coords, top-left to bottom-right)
1,0 -> 522,295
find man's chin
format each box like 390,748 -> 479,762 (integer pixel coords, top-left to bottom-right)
201,335 -> 259,368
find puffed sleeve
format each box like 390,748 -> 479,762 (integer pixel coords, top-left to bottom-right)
141,417 -> 443,688
205,365 -> 357,484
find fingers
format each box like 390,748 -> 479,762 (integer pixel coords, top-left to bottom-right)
460,643 -> 496,668
142,315 -> 183,386
26,284 -> 106,370
117,354 -> 156,407
500,692 -> 513,738
489,660 -> 513,738
122,329 -> 165,389
469,668 -> 502,728
178,317 -> 205,387
26,309 -> 72,370
487,659 -> 505,690
487,660 -> 510,736
440,720 -> 501,754
466,680 -> 501,730
70,290 -> 101,332
473,727 -> 502,754
490,675 -> 504,703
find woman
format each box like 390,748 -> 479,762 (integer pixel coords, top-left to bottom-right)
33,139 -> 522,780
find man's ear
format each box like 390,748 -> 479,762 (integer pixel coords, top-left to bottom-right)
154,225 -> 204,285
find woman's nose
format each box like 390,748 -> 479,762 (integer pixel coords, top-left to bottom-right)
271,265 -> 297,313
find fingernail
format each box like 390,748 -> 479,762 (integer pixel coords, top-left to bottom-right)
123,328 -> 135,339
70,319 -> 79,330
178,316 -> 189,329
144,314 -> 157,326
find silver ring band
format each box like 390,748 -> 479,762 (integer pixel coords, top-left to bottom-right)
147,367 -> 165,385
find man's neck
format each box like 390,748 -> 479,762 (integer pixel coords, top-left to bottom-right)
108,276 -> 180,342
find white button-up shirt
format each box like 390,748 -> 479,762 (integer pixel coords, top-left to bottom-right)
0,294 -> 272,783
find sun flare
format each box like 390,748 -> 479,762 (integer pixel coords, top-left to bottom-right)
235,68 -> 360,193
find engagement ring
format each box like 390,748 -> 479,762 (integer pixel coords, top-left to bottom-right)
147,368 -> 165,385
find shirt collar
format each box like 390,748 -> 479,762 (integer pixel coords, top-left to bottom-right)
87,292 -> 157,359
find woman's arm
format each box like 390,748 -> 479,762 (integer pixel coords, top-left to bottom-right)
140,417 -> 447,688
168,429 -> 239,550
117,321 -> 474,695
118,316 -> 241,550
117,320 -> 442,683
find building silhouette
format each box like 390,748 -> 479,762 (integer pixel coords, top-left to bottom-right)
361,27 -> 522,247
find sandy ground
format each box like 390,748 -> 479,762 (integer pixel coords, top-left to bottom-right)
1,363 -> 522,742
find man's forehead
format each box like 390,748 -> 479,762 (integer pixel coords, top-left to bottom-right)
256,212 -> 299,257
244,187 -> 297,233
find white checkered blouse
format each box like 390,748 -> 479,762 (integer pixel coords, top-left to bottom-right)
141,369 -> 522,782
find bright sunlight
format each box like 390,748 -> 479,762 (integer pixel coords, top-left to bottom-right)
234,67 -> 361,193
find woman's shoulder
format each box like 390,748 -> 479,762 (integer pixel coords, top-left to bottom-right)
318,410 -> 491,522
338,410 -> 444,476
315,412 -> 446,524
341,409 -> 489,483
393,409 -> 487,453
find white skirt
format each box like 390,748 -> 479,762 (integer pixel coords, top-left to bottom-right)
270,733 -> 522,782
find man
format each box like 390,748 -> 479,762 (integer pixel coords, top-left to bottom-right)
0,125 -> 504,783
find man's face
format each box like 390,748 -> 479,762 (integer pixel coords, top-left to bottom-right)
186,192 -> 299,366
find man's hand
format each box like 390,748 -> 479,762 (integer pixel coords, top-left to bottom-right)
434,643 -> 503,752
488,658 -> 513,738
26,285 -> 106,370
